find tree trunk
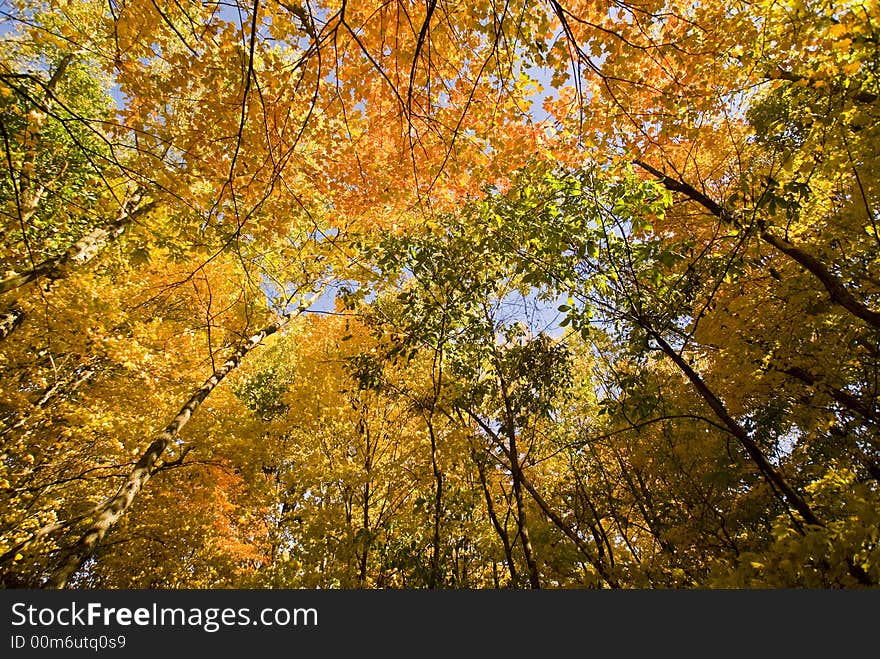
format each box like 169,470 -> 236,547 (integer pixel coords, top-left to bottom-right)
1,360 -> 96,441
470,410 -> 619,587
472,448 -> 518,587
493,366 -> 541,589
426,416 -> 444,588
644,325 -> 822,526
634,160 -> 880,330
782,365 -> 880,428
44,314 -> 289,588
508,433 -> 541,589
0,307 -> 24,341
517,467 -> 620,588
0,201 -> 157,297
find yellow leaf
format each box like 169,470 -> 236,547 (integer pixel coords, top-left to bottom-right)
826,23 -> 849,39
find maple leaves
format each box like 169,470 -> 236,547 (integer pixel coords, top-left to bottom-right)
0,0 -> 877,589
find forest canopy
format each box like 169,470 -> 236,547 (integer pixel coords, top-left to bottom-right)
0,0 -> 878,589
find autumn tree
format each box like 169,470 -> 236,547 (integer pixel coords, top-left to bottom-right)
0,0 -> 877,589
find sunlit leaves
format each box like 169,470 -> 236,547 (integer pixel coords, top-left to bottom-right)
0,0 -> 878,589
